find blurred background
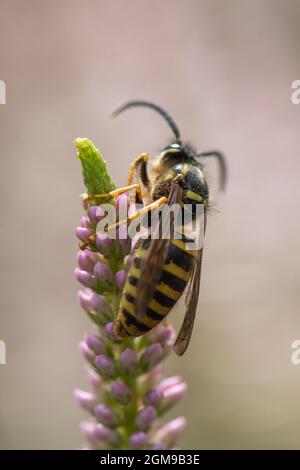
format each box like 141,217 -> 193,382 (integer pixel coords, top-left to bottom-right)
0,0 -> 300,450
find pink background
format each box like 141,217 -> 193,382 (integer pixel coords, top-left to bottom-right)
0,0 -> 300,449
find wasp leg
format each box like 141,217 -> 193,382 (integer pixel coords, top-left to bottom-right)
196,150 -> 227,191
128,153 -> 151,205
80,184 -> 144,250
128,153 -> 150,187
106,196 -> 168,232
82,183 -> 143,205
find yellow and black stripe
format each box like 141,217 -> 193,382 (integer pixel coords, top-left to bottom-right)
115,235 -> 198,338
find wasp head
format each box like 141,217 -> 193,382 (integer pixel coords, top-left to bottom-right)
160,143 -> 197,167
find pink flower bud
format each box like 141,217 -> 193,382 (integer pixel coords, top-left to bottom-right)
115,270 -> 127,290
141,343 -> 163,369
84,333 -> 105,355
75,227 -> 92,242
74,389 -> 96,412
75,268 -> 94,288
95,354 -> 115,378
110,380 -> 131,404
93,261 -> 113,282
129,432 -> 147,449
153,417 -> 186,448
95,234 -> 112,254
77,289 -> 93,311
79,340 -> 95,362
90,292 -> 109,314
88,205 -> 105,225
158,375 -> 182,392
87,369 -> 102,394
80,421 -> 97,446
151,325 -> 175,345
120,348 -> 138,373
94,404 -> 120,427
104,322 -> 117,341
94,424 -> 118,445
77,251 -> 94,272
115,193 -> 130,216
136,406 -> 156,431
162,382 -> 187,406
144,388 -> 163,407
80,216 -> 91,228
116,226 -> 131,255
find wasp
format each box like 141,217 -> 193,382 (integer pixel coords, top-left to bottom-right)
83,101 -> 226,355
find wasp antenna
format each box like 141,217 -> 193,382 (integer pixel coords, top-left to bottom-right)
196,150 -> 227,191
112,100 -> 182,144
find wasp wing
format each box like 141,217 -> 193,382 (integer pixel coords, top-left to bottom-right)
135,177 -> 184,316
173,210 -> 207,356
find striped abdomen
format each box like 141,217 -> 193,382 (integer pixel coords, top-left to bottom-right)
114,236 -> 198,338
